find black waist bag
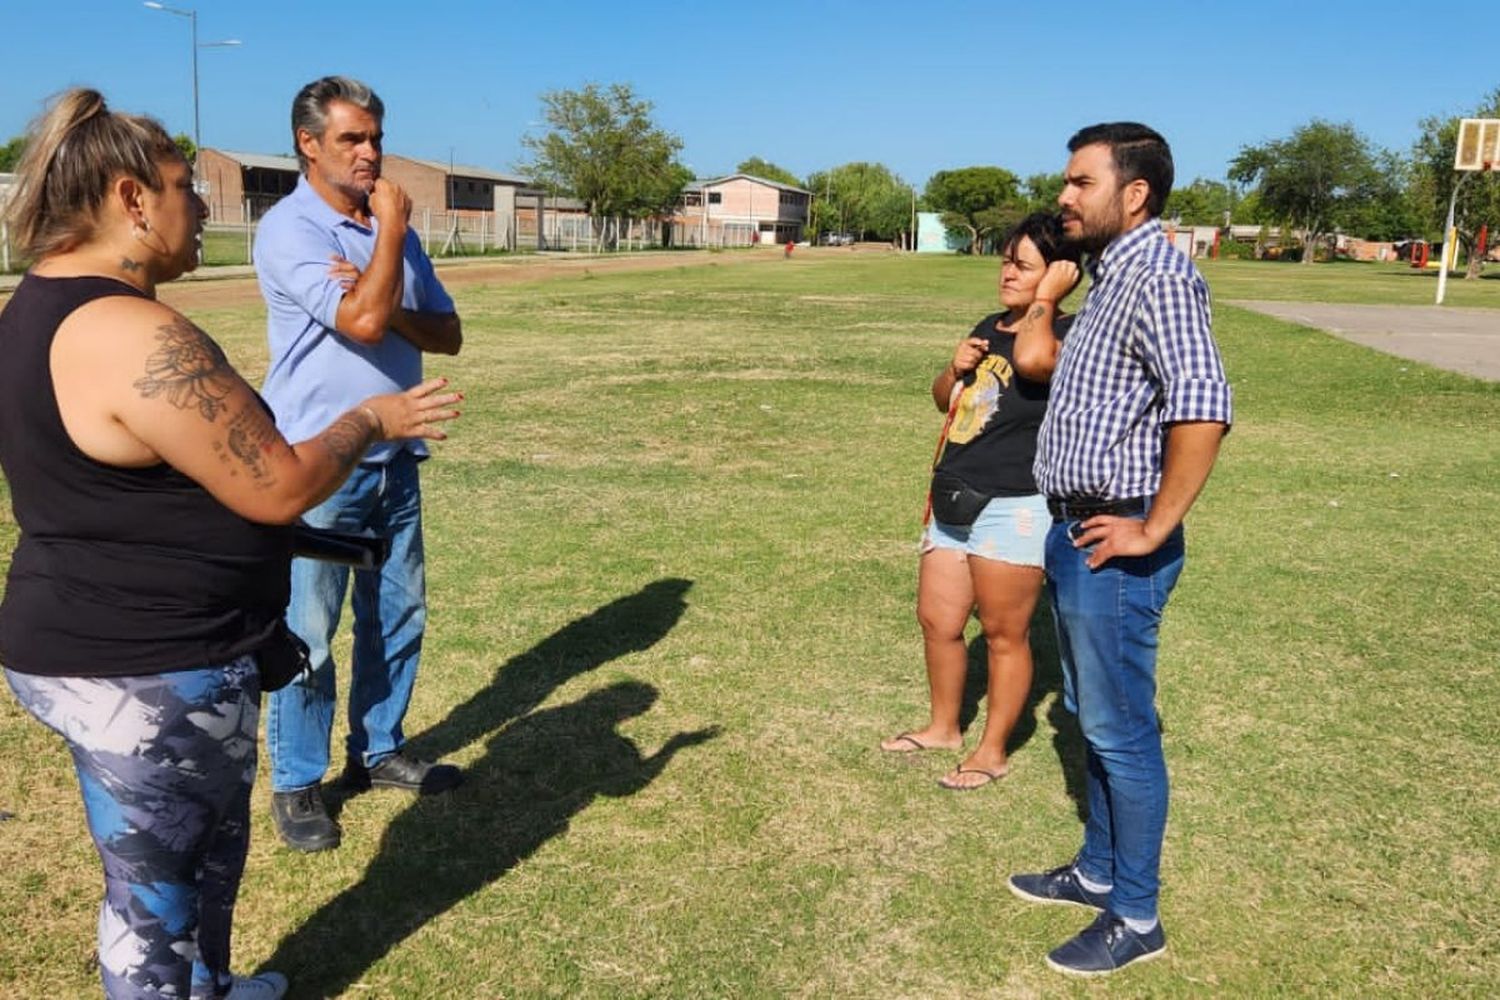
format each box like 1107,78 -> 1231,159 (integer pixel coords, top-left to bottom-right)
929,470 -> 993,527
256,620 -> 311,692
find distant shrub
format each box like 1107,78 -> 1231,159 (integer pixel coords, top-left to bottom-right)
1217,240 -> 1257,261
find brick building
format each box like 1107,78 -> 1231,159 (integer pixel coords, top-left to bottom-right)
196,149 -> 299,223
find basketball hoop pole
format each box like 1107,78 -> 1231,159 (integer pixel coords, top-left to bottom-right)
1437,117 -> 1500,304
1435,170 -> 1474,305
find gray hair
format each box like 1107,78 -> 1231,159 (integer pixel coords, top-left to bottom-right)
290,76 -> 385,173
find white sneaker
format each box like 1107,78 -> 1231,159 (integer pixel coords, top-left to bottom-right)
224,971 -> 289,999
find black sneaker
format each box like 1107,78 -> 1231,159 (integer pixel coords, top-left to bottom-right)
270,786 -> 340,853
343,750 -> 463,794
1008,862 -> 1110,910
1046,911 -> 1167,977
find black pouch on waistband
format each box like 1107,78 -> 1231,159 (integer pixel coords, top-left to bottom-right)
929,470 -> 993,527
256,620 -> 310,693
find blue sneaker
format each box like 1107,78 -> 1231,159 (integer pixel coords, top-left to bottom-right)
1046,911 -> 1167,977
1007,862 -> 1110,910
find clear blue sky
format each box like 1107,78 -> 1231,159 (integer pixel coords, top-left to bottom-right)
3,1 -> 1494,190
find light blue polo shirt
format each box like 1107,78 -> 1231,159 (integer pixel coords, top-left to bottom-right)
254,175 -> 455,464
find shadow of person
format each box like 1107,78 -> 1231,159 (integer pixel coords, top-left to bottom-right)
324,577 -> 696,824
266,680 -> 718,998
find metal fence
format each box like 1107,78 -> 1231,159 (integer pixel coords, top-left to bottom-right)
180,212 -> 675,269
1,212 -> 748,274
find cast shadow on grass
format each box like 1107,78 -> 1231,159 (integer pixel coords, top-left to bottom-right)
956,600 -> 1086,820
270,578 -> 717,998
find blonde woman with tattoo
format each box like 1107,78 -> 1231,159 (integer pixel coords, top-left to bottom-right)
0,89 -> 459,1000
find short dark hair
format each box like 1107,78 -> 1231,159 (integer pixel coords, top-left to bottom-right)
1067,122 -> 1173,218
999,211 -> 1081,266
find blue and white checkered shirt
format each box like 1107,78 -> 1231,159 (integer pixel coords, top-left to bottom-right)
1034,219 -> 1233,499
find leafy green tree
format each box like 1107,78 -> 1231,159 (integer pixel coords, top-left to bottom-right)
1412,88 -> 1500,278
923,166 -> 1021,253
735,156 -> 801,188
1230,120 -> 1384,264
806,162 -> 912,241
1342,151 -> 1423,243
1022,173 -> 1064,213
173,133 -> 196,165
522,83 -> 688,244
0,135 -> 27,172
1164,178 -> 1236,227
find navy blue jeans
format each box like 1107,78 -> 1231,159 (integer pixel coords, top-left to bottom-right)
1045,515 -> 1185,921
268,451 -> 427,792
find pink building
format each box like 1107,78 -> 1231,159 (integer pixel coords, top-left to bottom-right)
674,173 -> 811,246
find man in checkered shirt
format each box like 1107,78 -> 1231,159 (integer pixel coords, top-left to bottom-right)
1006,123 -> 1233,978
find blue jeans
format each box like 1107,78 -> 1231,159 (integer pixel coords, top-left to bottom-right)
1045,513 -> 1185,921
267,451 -> 427,792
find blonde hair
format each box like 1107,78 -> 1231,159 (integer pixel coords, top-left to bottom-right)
4,88 -> 181,258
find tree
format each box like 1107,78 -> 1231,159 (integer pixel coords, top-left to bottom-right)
173,133 -> 197,165
1412,88 -> 1500,279
923,166 -> 1021,253
806,162 -> 912,242
1021,173 -> 1064,214
1164,178 -> 1236,227
0,135 -> 26,172
1342,151 -> 1423,244
1230,120 -> 1384,264
735,156 -> 801,188
522,83 -> 688,246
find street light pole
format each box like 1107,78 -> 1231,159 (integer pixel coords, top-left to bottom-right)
143,2 -> 239,179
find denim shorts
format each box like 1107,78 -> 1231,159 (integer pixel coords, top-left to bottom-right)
921,492 -> 1049,566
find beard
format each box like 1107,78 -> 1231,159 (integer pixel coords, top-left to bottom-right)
1063,192 -> 1128,255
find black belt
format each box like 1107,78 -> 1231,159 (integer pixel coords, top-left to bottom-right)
1046,496 -> 1148,522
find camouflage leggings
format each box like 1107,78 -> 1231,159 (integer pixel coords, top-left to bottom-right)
5,658 -> 260,999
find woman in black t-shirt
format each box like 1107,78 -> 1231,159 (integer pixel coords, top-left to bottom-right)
0,90 -> 462,999
882,213 -> 1081,790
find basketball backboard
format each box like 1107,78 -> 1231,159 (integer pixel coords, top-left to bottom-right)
1454,118 -> 1500,171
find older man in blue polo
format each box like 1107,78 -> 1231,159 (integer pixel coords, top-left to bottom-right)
1007,122 -> 1233,977
253,76 -> 464,853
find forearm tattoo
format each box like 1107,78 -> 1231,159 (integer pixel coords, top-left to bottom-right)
222,405 -> 279,486
133,317 -> 235,420
321,411 -> 374,467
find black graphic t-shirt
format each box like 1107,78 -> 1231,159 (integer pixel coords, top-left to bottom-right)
934,312 -> 1071,497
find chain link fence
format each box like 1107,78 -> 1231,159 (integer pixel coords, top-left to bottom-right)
1,212 -> 769,274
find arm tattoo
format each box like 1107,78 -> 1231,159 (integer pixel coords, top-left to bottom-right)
1027,304 -> 1046,321
132,317 -> 235,421
320,411 -> 374,467
224,405 -> 280,486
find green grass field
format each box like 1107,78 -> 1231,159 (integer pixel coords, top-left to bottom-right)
1200,256 -> 1500,307
0,254 -> 1497,998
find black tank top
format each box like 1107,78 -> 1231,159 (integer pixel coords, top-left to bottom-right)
0,273 -> 292,677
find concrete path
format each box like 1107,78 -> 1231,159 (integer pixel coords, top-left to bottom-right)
1229,300 -> 1500,381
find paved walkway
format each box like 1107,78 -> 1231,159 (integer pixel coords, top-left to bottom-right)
1229,300 -> 1500,382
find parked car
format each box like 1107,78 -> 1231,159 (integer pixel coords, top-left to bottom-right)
819,232 -> 856,246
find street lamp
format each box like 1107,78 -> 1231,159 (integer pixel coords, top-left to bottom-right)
143,2 -> 239,176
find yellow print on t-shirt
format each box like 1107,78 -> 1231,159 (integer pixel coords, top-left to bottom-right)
947,353 -> 1013,446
